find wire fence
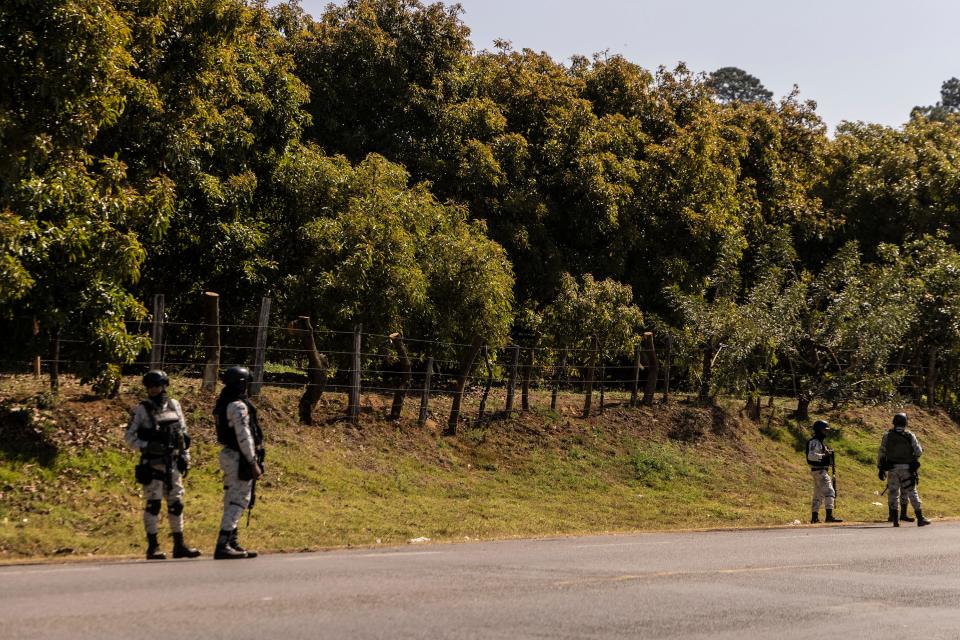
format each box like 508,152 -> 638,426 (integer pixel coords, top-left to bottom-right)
4,294 -> 953,428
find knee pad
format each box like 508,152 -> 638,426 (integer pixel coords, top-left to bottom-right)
145,499 -> 162,516
167,501 -> 184,516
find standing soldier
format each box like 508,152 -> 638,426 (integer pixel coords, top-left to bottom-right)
125,370 -> 202,560
213,366 -> 264,559
878,412 -> 930,527
807,420 -> 842,524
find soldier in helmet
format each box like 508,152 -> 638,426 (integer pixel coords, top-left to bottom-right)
124,370 -> 202,560
212,366 -> 264,559
878,412 -> 930,527
807,420 -> 842,524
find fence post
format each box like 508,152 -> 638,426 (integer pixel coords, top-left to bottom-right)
582,336 -> 598,418
150,294 -> 165,370
521,347 -> 533,412
202,292 -> 220,392
32,317 -> 41,379
599,359 -> 605,413
49,327 -> 61,394
249,297 -> 271,398
663,334 -> 673,403
418,356 -> 433,426
347,323 -> 362,424
446,336 -> 484,435
551,348 -> 567,411
478,346 -> 493,419
642,331 -> 659,406
630,343 -> 642,407
505,344 -> 519,413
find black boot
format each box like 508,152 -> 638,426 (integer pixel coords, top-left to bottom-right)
916,510 -> 931,527
899,506 -> 915,523
214,530 -> 247,559
230,528 -> 258,559
889,507 -> 899,527
146,533 -> 167,560
825,509 -> 843,523
172,532 -> 202,559
811,512 -> 820,524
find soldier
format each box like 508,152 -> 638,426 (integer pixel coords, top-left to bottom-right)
125,370 -> 202,560
807,420 -> 842,524
213,366 -> 264,559
878,412 -> 930,527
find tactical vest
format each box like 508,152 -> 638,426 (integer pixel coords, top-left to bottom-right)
139,399 -> 182,457
216,399 -> 263,451
885,430 -> 915,465
806,437 -> 828,468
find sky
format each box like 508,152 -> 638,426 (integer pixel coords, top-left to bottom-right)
298,0 -> 960,133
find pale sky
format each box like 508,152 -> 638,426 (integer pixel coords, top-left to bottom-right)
300,0 -> 960,132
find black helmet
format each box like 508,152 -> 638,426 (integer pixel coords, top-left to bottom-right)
222,366 -> 251,391
142,370 -> 169,387
812,420 -> 829,433
893,413 -> 908,428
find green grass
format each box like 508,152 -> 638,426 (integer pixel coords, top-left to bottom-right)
2,375 -> 960,560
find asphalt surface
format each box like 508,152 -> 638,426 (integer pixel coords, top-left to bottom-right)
3,521 -> 960,639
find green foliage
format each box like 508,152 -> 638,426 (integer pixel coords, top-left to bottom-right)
706,66 -> 773,105
543,273 -> 643,359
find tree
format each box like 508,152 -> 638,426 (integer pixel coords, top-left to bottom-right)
706,67 -> 773,105
911,77 -> 960,121
0,0 -> 174,395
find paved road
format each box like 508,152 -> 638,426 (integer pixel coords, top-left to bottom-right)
3,522 -> 960,639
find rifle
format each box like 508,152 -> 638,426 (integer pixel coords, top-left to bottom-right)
830,451 -> 838,502
246,448 -> 266,527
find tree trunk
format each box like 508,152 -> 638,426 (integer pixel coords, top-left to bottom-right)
551,349 -> 567,411
445,336 -> 484,435
582,337 -> 598,418
662,334 -> 672,403
293,317 -> 328,426
478,346 -> 493,419
796,396 -> 810,421
389,333 -> 413,421
698,339 -> 714,405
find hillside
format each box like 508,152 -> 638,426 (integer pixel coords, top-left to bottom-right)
2,374 -> 959,561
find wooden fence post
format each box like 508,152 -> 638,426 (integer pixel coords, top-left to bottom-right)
202,292 -> 220,392
551,349 -> 567,411
478,346 -> 493,419
150,294 -> 165,370
32,317 -> 41,379
347,323 -> 362,424
505,344 -> 519,413
249,297 -> 271,397
582,337 -> 598,418
389,332 -> 413,421
49,327 -> 61,394
418,356 -> 434,426
521,347 -> 533,412
663,334 -> 673,403
642,331 -> 659,406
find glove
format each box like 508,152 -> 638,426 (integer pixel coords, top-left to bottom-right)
878,469 -> 886,481
176,455 -> 189,477
909,460 -> 920,472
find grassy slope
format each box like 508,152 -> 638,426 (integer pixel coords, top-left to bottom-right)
2,375 -> 959,560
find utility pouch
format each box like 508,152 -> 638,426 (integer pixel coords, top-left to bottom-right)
135,461 -> 154,485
